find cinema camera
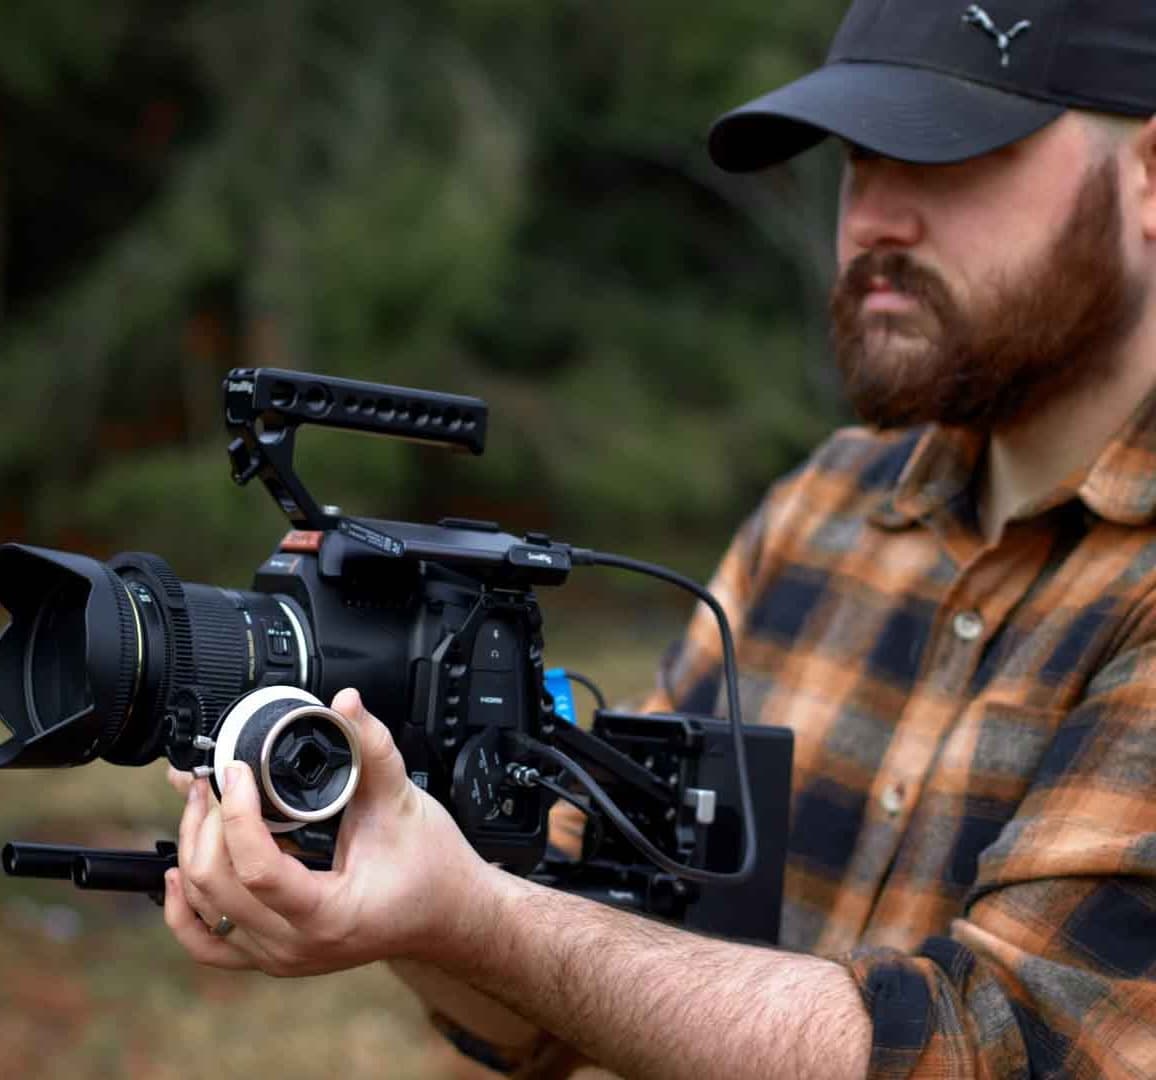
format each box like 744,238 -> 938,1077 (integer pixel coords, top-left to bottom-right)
0,369 -> 792,943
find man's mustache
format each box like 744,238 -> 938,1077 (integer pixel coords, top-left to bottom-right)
836,251 -> 948,306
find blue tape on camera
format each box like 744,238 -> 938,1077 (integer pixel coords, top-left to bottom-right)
544,668 -> 577,725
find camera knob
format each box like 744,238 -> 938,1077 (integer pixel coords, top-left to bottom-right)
450,728 -> 506,836
164,686 -> 213,772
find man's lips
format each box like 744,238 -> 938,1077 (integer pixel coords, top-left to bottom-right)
862,277 -> 920,315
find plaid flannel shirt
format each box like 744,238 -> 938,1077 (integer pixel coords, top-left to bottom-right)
558,395 -> 1156,1078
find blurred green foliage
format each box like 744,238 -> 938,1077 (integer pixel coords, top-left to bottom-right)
0,0 -> 849,589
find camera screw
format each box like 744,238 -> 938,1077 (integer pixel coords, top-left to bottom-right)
193,735 -> 216,751
506,763 -> 540,788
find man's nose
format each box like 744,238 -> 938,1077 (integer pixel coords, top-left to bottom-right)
841,162 -> 925,253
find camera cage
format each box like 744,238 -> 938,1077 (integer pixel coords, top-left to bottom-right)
2,368 -> 793,943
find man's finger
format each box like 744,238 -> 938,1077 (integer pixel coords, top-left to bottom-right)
218,761 -> 324,923
163,870 -> 255,971
177,778 -> 212,909
331,688 -> 409,811
181,803 -> 290,938
179,777 -> 210,855
166,765 -> 194,797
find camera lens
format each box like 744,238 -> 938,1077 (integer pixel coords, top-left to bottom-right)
0,544 -> 313,770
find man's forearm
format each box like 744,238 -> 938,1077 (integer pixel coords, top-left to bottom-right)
390,958 -> 544,1052
438,866 -> 872,1080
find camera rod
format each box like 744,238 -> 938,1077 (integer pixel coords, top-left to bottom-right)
2,840 -> 332,902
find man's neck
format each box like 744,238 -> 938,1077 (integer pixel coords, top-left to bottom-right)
979,333 -> 1156,544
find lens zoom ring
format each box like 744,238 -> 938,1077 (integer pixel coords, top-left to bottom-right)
184,586 -> 251,722
98,567 -> 140,754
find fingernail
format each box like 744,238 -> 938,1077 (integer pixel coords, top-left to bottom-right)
164,869 -> 176,892
224,764 -> 241,793
187,780 -> 201,806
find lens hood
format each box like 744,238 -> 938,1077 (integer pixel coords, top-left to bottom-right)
0,544 -> 139,767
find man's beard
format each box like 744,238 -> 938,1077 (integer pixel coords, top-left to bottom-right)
829,157 -> 1147,432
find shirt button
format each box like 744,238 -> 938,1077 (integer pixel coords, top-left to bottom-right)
953,611 -> 984,642
880,783 -> 905,817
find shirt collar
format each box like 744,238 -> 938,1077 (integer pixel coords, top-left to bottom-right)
1076,388 -> 1156,525
871,387 -> 1156,530
871,426 -> 983,529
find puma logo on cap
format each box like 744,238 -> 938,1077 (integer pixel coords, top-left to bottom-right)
962,5 -> 1033,68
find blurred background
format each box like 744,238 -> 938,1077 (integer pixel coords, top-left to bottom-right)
0,1 -> 848,1076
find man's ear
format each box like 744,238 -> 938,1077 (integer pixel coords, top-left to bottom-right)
1133,117 -> 1156,241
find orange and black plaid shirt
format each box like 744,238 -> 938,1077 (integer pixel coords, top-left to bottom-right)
633,395 -> 1156,1077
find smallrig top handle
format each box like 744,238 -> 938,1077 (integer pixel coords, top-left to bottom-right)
223,368 -> 489,530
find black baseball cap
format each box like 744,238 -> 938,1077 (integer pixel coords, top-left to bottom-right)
709,0 -> 1156,172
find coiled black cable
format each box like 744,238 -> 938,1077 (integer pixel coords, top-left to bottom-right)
533,546 -> 757,885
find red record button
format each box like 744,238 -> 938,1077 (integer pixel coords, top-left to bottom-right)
280,530 -> 324,553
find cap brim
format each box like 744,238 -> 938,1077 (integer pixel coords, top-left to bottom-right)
709,62 -> 1066,171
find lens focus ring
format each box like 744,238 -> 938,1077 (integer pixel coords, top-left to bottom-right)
96,566 -> 141,757
107,552 -> 198,765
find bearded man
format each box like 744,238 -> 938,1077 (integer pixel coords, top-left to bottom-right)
163,1 -> 1156,1077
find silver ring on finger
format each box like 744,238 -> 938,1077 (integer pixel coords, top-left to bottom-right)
209,914 -> 237,938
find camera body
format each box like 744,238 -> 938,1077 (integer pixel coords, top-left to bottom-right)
247,524 -> 558,868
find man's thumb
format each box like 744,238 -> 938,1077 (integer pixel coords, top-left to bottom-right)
330,687 -> 408,805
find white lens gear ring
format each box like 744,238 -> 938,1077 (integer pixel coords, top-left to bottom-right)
212,686 -> 362,833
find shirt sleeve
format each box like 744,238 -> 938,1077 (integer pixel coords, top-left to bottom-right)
839,635 -> 1156,1078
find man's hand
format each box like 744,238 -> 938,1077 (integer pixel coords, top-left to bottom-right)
163,688 -> 871,1079
164,687 -> 493,975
